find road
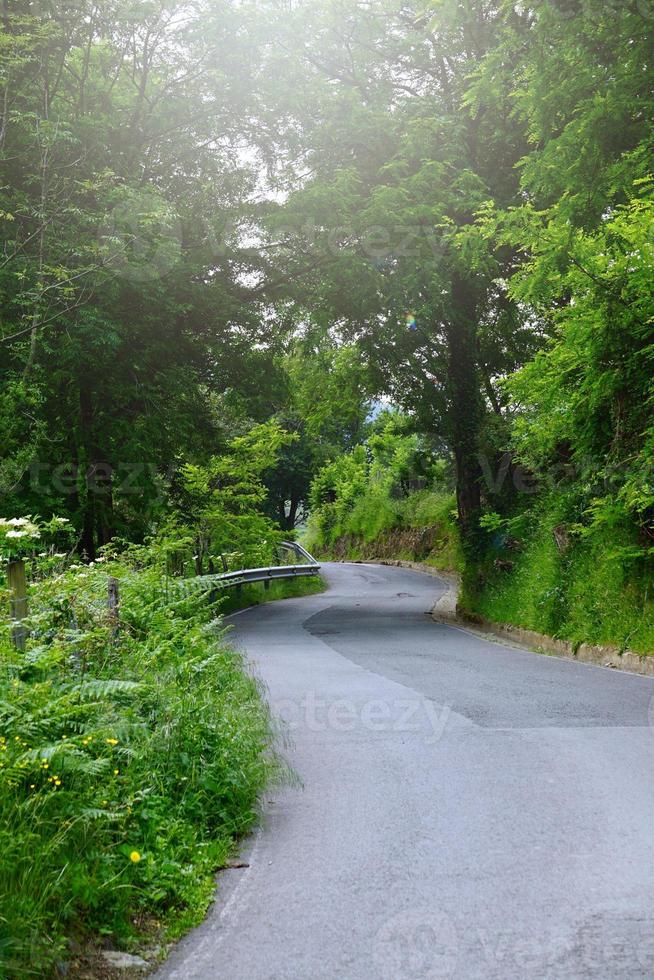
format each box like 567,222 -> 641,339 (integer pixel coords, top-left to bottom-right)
157,561 -> 654,980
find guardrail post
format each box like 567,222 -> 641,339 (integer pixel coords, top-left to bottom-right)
7,558 -> 28,651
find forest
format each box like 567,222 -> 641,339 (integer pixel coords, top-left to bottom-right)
1,0 -> 653,973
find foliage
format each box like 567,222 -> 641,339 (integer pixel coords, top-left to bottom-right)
305,413 -> 461,571
467,491 -> 654,654
0,0 -> 293,556
260,341 -> 374,530
0,542 -> 281,975
173,422 -> 292,572
0,515 -> 74,560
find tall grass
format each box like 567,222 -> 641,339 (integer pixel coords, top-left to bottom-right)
465,494 -> 654,654
0,547 -> 282,975
305,488 -> 462,574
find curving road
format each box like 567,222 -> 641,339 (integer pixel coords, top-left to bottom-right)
157,562 -> 654,980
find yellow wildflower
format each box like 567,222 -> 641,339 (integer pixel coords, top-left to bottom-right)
129,851 -> 141,863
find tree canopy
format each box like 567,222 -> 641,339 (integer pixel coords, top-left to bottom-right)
1,0 -> 653,565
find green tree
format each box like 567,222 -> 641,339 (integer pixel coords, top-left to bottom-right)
253,0 -> 537,546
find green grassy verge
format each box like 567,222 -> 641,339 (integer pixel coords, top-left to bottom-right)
463,494 -> 654,655
218,573 -> 326,616
304,490 -> 463,576
0,547 -> 284,977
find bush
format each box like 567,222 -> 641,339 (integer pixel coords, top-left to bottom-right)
0,542 -> 280,976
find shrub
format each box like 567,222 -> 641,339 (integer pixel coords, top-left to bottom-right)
0,542 -> 280,976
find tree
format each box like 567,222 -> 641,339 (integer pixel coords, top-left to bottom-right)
252,0 -> 538,546
0,0 -> 287,555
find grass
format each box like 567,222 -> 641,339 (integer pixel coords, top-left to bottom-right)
0,546 -> 287,977
218,573 -> 326,616
464,496 -> 654,655
305,490 -> 462,575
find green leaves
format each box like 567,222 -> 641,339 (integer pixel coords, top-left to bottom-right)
0,542 -> 280,974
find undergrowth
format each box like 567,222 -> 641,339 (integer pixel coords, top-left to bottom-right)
303,415 -> 462,573
464,493 -> 654,655
0,542 -> 284,976
305,489 -> 461,574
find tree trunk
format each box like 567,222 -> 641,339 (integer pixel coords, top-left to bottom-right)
79,383 -> 114,559
444,273 -> 483,547
287,496 -> 299,530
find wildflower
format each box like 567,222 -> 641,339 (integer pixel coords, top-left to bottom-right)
106,738 -> 118,746
129,851 -> 141,863
114,769 -> 119,775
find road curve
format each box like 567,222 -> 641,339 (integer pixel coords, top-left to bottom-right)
156,562 -> 654,980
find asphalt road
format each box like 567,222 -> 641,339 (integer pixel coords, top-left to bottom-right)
157,562 -> 654,980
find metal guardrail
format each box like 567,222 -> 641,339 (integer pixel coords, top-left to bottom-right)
183,541 -> 321,595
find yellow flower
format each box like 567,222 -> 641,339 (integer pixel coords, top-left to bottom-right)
114,769 -> 119,775
106,738 -> 119,746
129,851 -> 141,863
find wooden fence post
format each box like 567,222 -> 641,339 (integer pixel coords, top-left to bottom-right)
107,576 -> 120,638
7,558 -> 28,651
